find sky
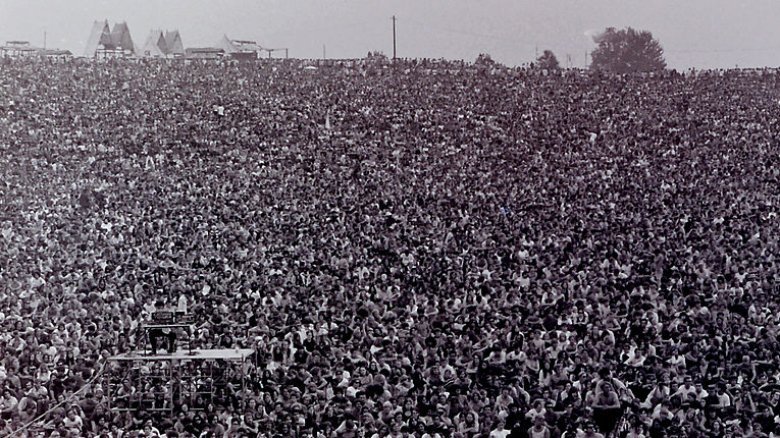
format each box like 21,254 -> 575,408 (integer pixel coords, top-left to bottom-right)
1,0 -> 780,69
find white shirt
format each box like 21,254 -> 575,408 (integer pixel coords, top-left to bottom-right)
490,429 -> 511,438
177,295 -> 188,313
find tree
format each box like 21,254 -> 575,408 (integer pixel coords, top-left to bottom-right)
590,27 -> 666,73
536,50 -> 560,70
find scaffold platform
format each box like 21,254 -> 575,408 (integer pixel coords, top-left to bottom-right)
109,348 -> 254,362
106,348 -> 256,415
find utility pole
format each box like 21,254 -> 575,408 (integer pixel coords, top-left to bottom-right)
285,48 -> 288,59
323,44 -> 326,59
43,30 -> 47,50
392,15 -> 397,60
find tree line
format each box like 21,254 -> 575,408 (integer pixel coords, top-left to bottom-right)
474,26 -> 666,74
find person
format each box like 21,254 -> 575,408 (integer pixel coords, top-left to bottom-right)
590,381 -> 622,435
62,408 -> 84,435
178,293 -> 189,316
624,420 -> 648,438
0,389 -> 18,420
525,398 -> 548,423
16,392 -> 38,424
528,416 -> 552,438
672,375 -> 697,405
576,422 -> 605,438
148,300 -> 178,354
489,418 -> 511,438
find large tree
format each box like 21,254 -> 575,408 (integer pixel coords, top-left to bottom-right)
590,27 -> 666,73
536,50 -> 560,70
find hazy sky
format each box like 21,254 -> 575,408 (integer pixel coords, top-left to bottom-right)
1,0 -> 779,69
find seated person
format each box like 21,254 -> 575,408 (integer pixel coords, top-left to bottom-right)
149,300 -> 178,354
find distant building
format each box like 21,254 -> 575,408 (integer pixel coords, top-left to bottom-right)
185,47 -> 225,60
0,41 -> 72,60
85,20 -> 136,58
40,49 -> 74,61
1,41 -> 39,58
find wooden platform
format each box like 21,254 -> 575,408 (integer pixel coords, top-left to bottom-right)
109,348 -> 254,362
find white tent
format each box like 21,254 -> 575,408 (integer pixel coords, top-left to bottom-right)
164,30 -> 185,56
110,22 -> 135,53
140,30 -> 167,57
216,34 -> 238,54
216,35 -> 263,60
84,20 -> 112,57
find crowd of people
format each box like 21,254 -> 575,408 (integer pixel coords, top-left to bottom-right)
1,56 -> 780,437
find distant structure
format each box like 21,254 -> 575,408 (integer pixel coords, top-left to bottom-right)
40,49 -> 74,61
84,20 -> 136,58
84,21 -> 112,56
0,41 -> 72,60
217,35 -> 263,60
140,29 -> 185,58
185,47 -> 225,60
164,31 -> 185,56
1,41 -> 39,58
110,22 -> 135,53
81,24 -> 278,62
140,30 -> 167,57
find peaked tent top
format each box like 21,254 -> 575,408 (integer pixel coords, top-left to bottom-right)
164,30 -> 185,55
216,34 -> 238,54
217,35 -> 264,54
84,20 -> 112,57
140,29 -> 167,57
110,22 -> 135,53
